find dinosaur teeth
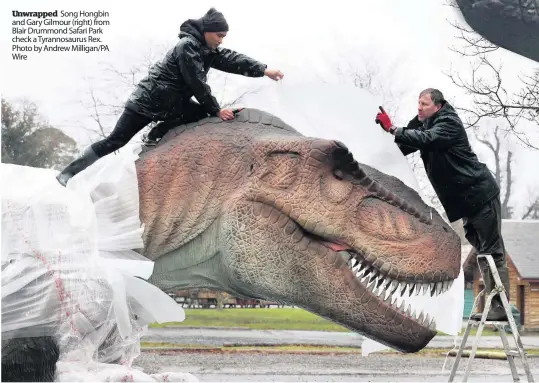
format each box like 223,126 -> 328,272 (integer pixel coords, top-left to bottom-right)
348,257 -> 449,330
389,280 -> 399,295
430,283 -> 436,297
408,283 -> 415,297
399,281 -> 407,296
399,300 -> 406,312
436,282 -> 443,296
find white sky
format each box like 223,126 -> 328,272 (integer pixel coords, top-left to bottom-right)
1,0 -> 538,217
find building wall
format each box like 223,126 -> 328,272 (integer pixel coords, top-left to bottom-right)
526,283 -> 539,329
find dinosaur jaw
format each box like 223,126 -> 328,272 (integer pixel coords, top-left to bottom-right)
235,201 -> 452,352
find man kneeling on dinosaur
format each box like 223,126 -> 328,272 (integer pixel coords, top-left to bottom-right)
57,7 -> 283,187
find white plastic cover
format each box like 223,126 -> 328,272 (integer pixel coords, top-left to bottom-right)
244,81 -> 465,355
1,144 -> 194,381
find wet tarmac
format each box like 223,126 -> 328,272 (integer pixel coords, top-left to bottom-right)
143,327 -> 539,349
134,350 -> 539,382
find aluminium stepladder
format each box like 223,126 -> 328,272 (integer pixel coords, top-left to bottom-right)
448,254 -> 535,382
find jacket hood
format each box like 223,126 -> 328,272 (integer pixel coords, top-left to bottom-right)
425,100 -> 460,128
178,19 -> 205,45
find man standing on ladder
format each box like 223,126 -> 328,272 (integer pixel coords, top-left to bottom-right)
375,88 -> 509,321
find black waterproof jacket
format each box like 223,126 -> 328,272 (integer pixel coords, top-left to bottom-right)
125,19 -> 267,121
394,101 -> 500,222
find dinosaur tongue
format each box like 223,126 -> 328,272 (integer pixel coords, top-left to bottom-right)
323,241 -> 349,252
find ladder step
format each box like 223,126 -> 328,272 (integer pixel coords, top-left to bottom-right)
505,350 -> 522,357
468,314 -> 508,322
468,318 -> 509,325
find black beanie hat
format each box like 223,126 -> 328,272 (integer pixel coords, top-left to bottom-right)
200,8 -> 229,32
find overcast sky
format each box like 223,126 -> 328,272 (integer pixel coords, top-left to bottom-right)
2,0 -> 538,217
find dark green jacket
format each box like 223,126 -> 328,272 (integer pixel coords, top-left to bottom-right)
126,19 -> 266,121
394,101 -> 500,222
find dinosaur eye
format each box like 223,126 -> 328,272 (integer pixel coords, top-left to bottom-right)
322,168 -> 353,203
333,169 -> 344,180
259,152 -> 300,190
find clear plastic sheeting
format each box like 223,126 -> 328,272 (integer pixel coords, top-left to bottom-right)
244,80 -> 421,192
244,82 -> 465,355
1,144 -> 192,381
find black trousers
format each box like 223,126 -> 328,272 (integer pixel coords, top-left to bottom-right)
91,100 -> 210,157
147,99 -> 210,141
91,107 -> 152,157
462,193 -> 507,268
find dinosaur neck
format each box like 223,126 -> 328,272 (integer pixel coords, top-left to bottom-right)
147,219 -> 229,292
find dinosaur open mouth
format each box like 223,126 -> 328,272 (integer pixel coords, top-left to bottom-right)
346,249 -> 450,330
252,200 -> 453,332
304,232 -> 453,331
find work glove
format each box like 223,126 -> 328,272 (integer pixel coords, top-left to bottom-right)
375,106 -> 393,133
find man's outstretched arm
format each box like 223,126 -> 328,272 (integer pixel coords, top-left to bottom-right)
393,116 -> 460,150
211,48 -> 284,80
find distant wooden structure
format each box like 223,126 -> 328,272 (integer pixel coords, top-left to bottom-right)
168,288 -> 285,309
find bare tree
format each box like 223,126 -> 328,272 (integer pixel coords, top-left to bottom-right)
77,47 -> 166,142
472,125 -> 514,218
334,56 -> 405,120
444,1 -> 539,149
2,98 -> 78,170
521,196 -> 539,219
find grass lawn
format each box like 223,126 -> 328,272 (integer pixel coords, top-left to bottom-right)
149,308 -> 349,332
148,308 -> 498,336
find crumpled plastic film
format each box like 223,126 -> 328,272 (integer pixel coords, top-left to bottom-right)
1,144 -> 189,381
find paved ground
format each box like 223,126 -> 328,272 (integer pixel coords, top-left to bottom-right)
134,350 -> 539,382
143,327 -> 539,349
136,327 -> 539,381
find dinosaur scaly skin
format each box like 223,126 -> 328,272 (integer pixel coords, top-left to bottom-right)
136,109 -> 461,353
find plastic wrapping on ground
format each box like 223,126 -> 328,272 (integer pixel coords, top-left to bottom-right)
1,144 -> 192,381
243,81 -> 465,356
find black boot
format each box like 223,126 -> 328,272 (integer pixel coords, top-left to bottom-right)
56,146 -> 100,187
471,264 -> 509,321
471,259 -> 492,320
487,266 -> 510,321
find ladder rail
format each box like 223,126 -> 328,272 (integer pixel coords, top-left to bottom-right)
447,253 -> 535,383
499,325 -> 521,382
462,291 -> 496,382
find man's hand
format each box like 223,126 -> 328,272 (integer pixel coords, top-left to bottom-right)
264,68 -> 284,81
375,106 -> 394,133
218,108 -> 235,121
